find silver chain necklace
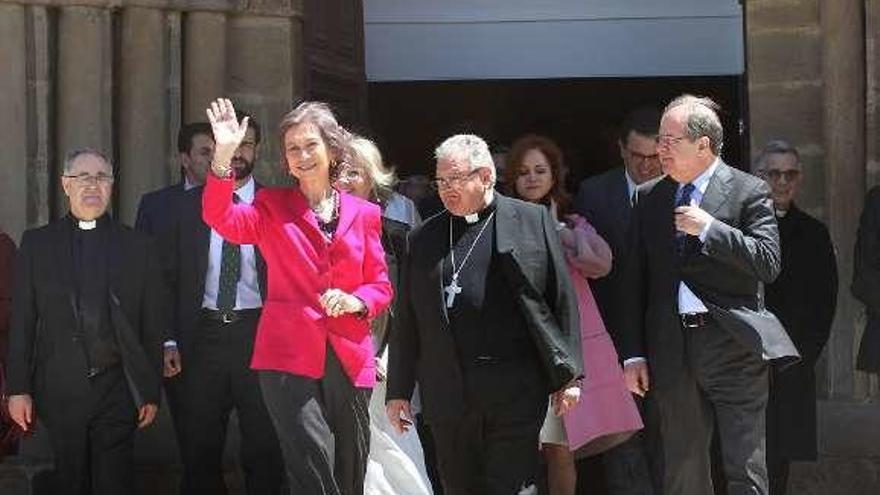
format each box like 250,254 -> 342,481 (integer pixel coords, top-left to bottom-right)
445,211 -> 495,308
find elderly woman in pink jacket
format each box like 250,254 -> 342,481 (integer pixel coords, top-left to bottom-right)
203,98 -> 392,495
505,135 -> 643,495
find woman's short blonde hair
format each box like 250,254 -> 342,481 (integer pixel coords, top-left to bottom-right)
348,136 -> 397,203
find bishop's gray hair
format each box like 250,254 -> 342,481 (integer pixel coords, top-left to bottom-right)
754,139 -> 801,172
62,148 -> 113,175
664,94 -> 724,155
434,134 -> 496,182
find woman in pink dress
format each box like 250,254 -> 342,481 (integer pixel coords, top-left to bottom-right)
505,135 -> 643,495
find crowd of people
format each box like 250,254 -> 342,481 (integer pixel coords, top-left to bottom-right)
0,92 -> 866,495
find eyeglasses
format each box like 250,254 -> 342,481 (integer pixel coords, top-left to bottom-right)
758,169 -> 801,182
432,169 -> 481,190
626,149 -> 659,163
655,134 -> 691,148
63,172 -> 115,186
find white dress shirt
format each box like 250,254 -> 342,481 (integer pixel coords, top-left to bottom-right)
676,158 -> 719,314
202,176 -> 263,310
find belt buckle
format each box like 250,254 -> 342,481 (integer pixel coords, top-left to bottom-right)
220,310 -> 236,324
681,313 -> 706,328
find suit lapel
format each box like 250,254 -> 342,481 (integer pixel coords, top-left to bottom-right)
613,169 -> 632,241
335,190 -> 358,240
700,161 -> 734,216
53,219 -> 79,319
106,221 -> 125,295
494,195 -> 518,257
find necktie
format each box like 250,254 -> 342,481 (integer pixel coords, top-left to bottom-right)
675,183 -> 696,257
216,194 -> 241,311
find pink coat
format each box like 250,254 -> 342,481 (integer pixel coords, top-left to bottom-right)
203,174 -> 393,387
561,217 -> 643,455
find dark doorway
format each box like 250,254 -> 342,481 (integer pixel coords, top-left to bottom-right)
366,76 -> 744,194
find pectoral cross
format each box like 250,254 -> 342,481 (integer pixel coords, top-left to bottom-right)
444,275 -> 462,308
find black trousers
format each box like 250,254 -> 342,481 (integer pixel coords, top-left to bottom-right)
655,318 -> 769,495
601,393 -> 661,495
45,366 -> 136,495
178,310 -> 284,494
429,360 -> 548,495
258,345 -> 371,495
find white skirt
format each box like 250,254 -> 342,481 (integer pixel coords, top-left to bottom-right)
539,401 -> 569,446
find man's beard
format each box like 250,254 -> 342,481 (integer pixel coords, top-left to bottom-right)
232,157 -> 255,180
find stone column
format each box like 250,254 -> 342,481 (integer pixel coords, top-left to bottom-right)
118,7 -> 169,226
55,6 -> 114,216
0,4 -> 28,240
183,11 -> 226,122
821,0 -> 866,399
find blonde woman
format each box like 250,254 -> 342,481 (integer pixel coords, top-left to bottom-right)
335,136 -> 432,495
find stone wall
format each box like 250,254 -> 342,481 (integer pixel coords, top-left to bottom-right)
748,1 -> 880,492
0,0 -> 306,242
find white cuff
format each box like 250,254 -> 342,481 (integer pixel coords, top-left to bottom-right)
698,218 -> 714,242
623,357 -> 647,367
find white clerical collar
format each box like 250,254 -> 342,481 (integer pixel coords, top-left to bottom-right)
464,213 -> 480,224
776,208 -> 788,218
184,177 -> 198,190
78,219 -> 97,230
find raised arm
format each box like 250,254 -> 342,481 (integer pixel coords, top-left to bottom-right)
202,98 -> 266,244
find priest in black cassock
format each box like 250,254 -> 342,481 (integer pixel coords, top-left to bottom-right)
386,134 -> 583,495
755,141 -> 837,495
6,149 -> 164,494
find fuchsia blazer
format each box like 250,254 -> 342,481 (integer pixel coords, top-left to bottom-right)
203,174 -> 392,387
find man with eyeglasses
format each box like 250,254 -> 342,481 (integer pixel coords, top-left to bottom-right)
6,149 -> 164,494
618,95 -> 799,495
574,105 -> 663,495
753,140 -> 837,495
386,134 -> 582,495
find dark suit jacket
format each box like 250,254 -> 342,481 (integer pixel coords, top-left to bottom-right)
619,161 -> 799,390
574,168 -> 632,346
853,186 -> 880,372
0,232 -> 15,361
765,205 -> 837,460
135,182 -> 186,235
6,218 -> 165,419
160,185 -> 267,354
387,194 -> 582,424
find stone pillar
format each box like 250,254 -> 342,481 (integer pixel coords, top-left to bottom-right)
118,7 -> 169,226
183,11 -> 226,122
55,6 -> 114,216
0,4 -> 28,240
821,0 -> 866,399
28,6 -> 55,230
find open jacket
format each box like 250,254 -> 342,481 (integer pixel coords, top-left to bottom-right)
202,174 -> 392,387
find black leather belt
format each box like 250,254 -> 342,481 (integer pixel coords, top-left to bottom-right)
201,308 -> 260,324
680,312 -> 710,328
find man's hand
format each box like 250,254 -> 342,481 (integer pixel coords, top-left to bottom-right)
675,205 -> 714,236
206,98 -> 250,172
137,403 -> 158,429
7,394 -> 33,432
320,288 -> 366,318
163,346 -> 182,378
386,399 -> 413,434
551,382 -> 581,416
623,361 -> 651,397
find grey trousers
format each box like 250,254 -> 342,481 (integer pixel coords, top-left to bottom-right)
258,346 -> 371,495
655,319 -> 769,495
